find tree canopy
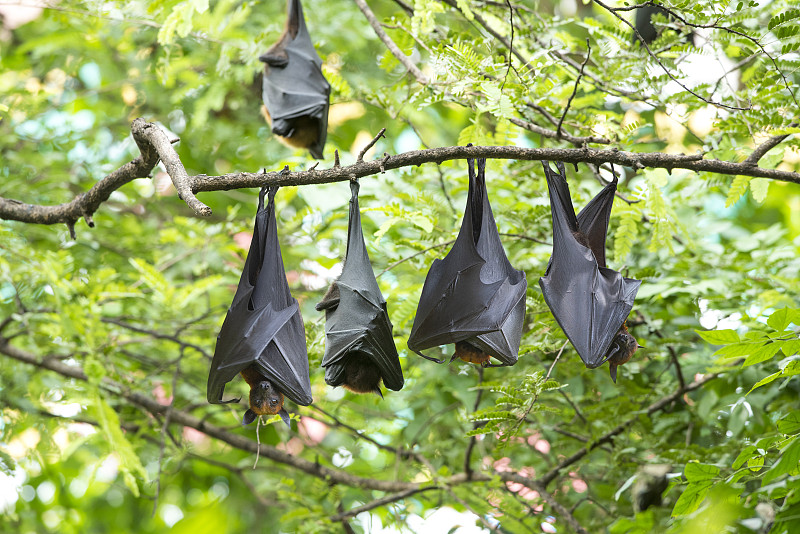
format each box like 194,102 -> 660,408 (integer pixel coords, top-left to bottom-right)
1,0 -> 799,533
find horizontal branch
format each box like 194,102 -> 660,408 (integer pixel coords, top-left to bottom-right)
3,120 -> 798,223
0,333 -> 590,529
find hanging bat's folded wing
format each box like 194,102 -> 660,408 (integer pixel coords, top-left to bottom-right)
318,181 -> 404,391
208,186 -> 313,407
408,158 -> 527,366
538,162 -> 641,369
259,0 -> 330,159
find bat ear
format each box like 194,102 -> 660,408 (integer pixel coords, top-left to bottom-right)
609,364 -> 618,383
242,409 -> 258,426
279,408 -> 292,428
259,50 -> 290,68
637,343 -> 646,350
449,353 -> 459,364
374,388 -> 384,399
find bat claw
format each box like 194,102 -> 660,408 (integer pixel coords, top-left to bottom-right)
279,408 -> 291,428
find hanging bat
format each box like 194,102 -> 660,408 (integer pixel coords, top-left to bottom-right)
259,0 -> 330,159
207,186 -> 313,427
633,5 -> 694,46
316,181 -> 404,397
408,157 -> 528,367
539,161 -> 643,382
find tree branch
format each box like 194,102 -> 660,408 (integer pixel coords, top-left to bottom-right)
352,0 -> 429,84
4,119 -> 799,225
743,123 -> 798,166
539,372 -> 720,487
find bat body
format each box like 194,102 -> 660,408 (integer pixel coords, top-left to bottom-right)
408,157 -> 528,367
259,0 -> 330,159
316,181 -> 404,397
207,186 -> 312,427
539,161 -> 642,381
451,341 -> 491,366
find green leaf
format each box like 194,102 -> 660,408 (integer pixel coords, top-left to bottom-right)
726,175 -> 750,207
768,308 -> 794,331
684,462 -> 720,482
672,480 -> 713,516
750,178 -> 769,203
732,445 -> 757,469
91,392 -> 148,497
763,437 -> 800,484
777,413 -> 800,434
749,370 -> 782,393
696,329 -> 740,345
742,342 -> 782,366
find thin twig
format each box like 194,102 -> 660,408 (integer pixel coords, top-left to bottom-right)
357,128 -> 387,162
352,0 -> 429,84
464,367 -> 485,479
377,240 -> 455,277
592,0 -> 750,111
557,39 -> 591,138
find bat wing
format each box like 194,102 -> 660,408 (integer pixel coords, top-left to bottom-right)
408,158 -> 527,366
318,181 -> 404,391
260,0 -> 330,159
538,162 -> 641,368
208,186 -> 313,407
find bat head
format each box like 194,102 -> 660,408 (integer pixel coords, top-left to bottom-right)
248,379 -> 286,418
341,353 -> 384,398
607,328 -> 643,383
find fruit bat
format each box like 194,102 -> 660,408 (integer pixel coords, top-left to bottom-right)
407,157 -> 528,367
207,186 -> 313,427
259,0 -> 330,159
315,181 -> 404,396
633,5 -> 694,46
538,161 -> 643,382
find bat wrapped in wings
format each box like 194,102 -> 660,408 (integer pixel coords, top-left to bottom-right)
408,157 -> 528,367
539,161 -> 643,382
207,186 -> 313,426
315,181 -> 404,396
259,0 -> 330,159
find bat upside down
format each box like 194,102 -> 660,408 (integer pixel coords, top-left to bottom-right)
240,365 -> 290,426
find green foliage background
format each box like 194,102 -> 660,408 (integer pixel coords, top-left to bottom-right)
1,0 -> 799,532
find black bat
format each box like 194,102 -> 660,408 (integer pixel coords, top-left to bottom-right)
407,157 -> 528,367
315,181 -> 404,396
633,5 -> 694,46
259,0 -> 330,159
207,186 -> 313,427
539,161 -> 643,382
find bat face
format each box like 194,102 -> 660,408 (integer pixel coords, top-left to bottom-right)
249,379 -> 285,416
539,161 -> 642,377
259,0 -> 330,159
607,324 -> 643,383
408,157 -> 527,367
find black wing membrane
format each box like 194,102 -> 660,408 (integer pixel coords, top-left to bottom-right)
259,0 -> 330,159
316,181 -> 404,391
407,158 -> 528,366
538,162 -> 641,368
207,186 -> 313,407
